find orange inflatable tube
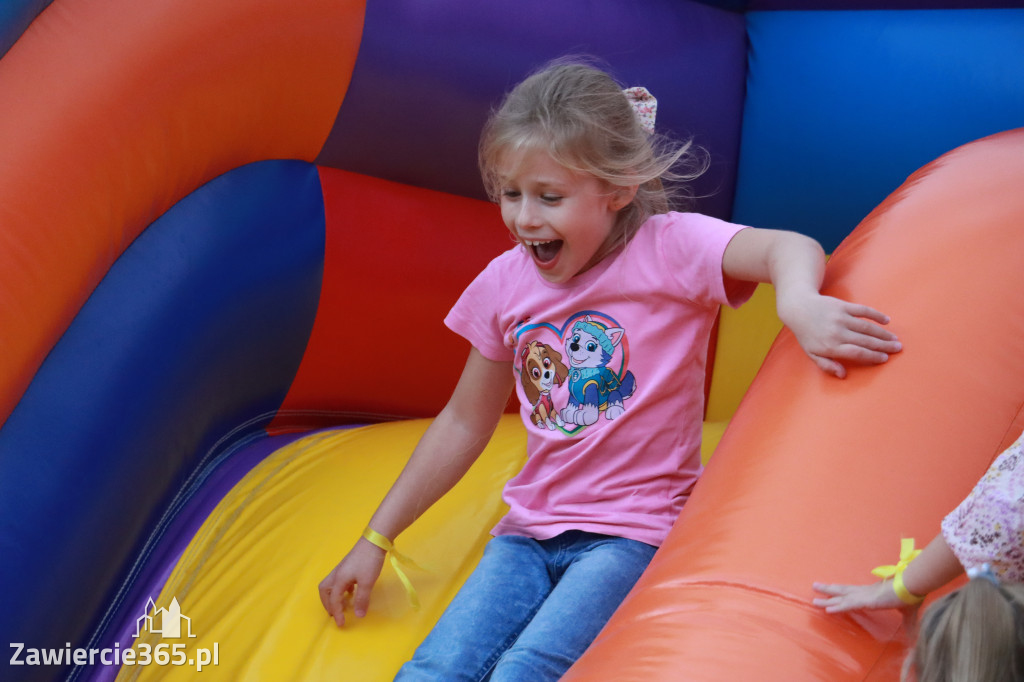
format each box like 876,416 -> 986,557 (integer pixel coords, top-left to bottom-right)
565,128 -> 1024,680
0,0 -> 364,428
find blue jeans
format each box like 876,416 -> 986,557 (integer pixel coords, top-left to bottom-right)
394,531 -> 657,682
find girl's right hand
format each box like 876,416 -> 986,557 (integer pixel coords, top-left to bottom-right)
318,539 -> 387,627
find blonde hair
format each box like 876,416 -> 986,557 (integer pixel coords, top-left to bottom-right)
905,578 -> 1024,682
479,57 -> 707,252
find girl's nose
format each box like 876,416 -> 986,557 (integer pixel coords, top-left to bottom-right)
516,200 -> 541,231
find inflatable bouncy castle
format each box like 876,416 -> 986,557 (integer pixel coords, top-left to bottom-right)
1,1 -> 1022,680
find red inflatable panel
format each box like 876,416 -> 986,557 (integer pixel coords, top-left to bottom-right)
566,128 -> 1024,680
270,168 -> 513,431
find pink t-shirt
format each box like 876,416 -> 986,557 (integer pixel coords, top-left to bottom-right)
445,212 -> 754,546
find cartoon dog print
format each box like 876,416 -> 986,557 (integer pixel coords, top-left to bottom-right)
520,340 -> 569,430
561,316 -> 636,427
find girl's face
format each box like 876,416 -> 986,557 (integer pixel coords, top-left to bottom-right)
496,148 -> 633,284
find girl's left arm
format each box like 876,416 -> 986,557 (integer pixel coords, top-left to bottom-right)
812,533 -> 964,613
722,227 -> 902,378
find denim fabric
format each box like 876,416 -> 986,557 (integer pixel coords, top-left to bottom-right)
395,530 -> 657,682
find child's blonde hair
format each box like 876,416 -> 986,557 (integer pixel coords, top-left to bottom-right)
479,57 -> 706,250
905,577 -> 1024,682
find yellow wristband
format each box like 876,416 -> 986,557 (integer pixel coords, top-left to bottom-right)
892,571 -> 925,605
871,538 -> 925,606
361,527 -> 421,610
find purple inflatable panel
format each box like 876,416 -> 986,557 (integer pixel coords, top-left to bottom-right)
317,0 -> 747,221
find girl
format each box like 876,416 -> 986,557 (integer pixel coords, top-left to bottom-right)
907,569 -> 1024,682
319,58 -> 902,681
815,431 -> 1024,681
813,429 -> 1024,612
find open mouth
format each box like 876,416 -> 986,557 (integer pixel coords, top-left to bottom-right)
522,238 -> 563,264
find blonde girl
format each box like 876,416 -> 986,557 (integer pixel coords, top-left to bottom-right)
320,58 -> 901,681
907,570 -> 1024,682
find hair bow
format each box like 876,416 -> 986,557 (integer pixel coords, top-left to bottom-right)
967,563 -> 1001,586
623,86 -> 657,135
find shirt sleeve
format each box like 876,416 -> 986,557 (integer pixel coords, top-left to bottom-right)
940,430 -> 1024,582
444,254 -> 516,363
654,213 -> 757,309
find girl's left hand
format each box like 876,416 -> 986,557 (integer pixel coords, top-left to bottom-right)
777,293 -> 902,378
812,580 -> 910,613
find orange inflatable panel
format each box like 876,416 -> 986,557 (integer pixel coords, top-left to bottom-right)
0,0 -> 364,428
566,129 -> 1024,680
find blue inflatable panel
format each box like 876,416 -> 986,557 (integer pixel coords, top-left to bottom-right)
0,160 -> 324,680
733,9 -> 1024,250
318,0 -> 747,221
0,0 -> 50,58
747,0 -> 1024,8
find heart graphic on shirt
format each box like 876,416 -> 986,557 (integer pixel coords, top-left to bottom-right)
513,310 -> 635,435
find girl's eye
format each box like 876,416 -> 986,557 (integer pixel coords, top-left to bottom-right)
501,189 -> 521,199
541,194 -> 562,203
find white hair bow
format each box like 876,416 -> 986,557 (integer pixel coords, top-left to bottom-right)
623,86 -> 657,135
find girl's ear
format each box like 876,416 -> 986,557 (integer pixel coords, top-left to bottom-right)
610,184 -> 639,211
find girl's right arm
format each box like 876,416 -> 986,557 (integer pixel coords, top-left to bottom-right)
318,347 -> 514,627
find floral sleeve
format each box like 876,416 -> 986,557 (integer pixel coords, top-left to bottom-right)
940,430 -> 1024,582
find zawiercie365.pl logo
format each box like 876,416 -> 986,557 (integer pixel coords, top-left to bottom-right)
10,596 -> 220,672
